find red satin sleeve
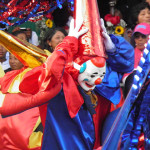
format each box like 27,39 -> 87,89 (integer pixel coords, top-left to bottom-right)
0,36 -> 78,116
0,83 -> 61,116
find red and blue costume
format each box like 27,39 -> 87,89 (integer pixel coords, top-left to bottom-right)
0,34 -> 134,149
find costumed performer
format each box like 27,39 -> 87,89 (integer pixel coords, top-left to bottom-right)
0,0 -> 134,149
0,30 -> 47,150
0,18 -> 134,150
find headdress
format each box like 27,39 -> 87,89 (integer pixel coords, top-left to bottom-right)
74,0 -> 106,58
66,0 -> 106,78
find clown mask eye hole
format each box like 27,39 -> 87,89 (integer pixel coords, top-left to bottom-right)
91,75 -> 95,78
91,72 -> 98,78
100,72 -> 106,77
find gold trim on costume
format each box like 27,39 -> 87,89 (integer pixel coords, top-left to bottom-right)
28,131 -> 43,148
0,65 -> 5,77
28,117 -> 43,148
44,49 -> 51,56
8,68 -> 32,93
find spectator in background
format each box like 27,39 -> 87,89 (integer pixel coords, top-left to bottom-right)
123,27 -> 133,43
12,27 -> 39,46
52,2 -> 71,31
143,0 -> 150,5
9,53 -> 24,71
12,30 -> 28,41
40,27 -> 68,53
115,0 -> 141,23
8,30 -> 26,71
131,23 -> 150,68
25,28 -> 39,46
123,23 -> 150,98
128,2 -> 150,30
0,45 -> 11,73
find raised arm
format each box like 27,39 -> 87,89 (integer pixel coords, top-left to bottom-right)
101,18 -> 134,73
0,19 -> 88,117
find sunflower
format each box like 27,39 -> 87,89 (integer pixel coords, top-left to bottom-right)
46,19 -> 53,28
115,26 -> 124,35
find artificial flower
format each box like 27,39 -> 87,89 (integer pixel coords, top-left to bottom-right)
106,21 -> 114,27
104,14 -> 120,26
35,17 -> 53,43
120,19 -> 127,28
45,13 -> 53,19
104,13 -> 127,36
115,26 -> 124,35
46,19 -> 53,28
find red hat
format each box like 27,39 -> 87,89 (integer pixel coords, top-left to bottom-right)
66,0 -> 107,79
74,0 -> 106,58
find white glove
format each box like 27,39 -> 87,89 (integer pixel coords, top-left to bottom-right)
101,18 -> 116,53
68,18 -> 88,39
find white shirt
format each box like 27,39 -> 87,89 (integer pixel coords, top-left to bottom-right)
29,31 -> 39,46
0,59 -> 10,71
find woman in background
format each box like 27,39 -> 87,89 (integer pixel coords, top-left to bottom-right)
40,27 -> 68,53
143,0 -> 150,5
123,23 -> 150,98
128,2 -> 150,30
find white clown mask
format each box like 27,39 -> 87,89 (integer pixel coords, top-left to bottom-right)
76,58 -> 106,92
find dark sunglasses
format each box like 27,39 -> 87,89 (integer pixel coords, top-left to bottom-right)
134,33 -> 148,39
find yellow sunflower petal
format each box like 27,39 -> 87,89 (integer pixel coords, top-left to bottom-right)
46,19 -> 53,28
115,26 -> 124,35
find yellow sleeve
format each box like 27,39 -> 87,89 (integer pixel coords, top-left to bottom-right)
0,65 -> 5,78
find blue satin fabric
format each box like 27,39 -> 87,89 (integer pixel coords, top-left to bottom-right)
42,90 -> 95,150
95,35 -> 134,104
121,79 -> 150,149
95,67 -> 122,104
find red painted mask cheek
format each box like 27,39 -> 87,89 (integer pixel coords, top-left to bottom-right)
94,78 -> 102,85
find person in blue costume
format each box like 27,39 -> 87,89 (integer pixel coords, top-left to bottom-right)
0,17 -> 134,150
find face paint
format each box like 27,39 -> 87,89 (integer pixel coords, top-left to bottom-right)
78,59 -> 106,91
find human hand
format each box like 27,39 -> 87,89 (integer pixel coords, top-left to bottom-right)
101,18 -> 116,53
68,18 -> 88,39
